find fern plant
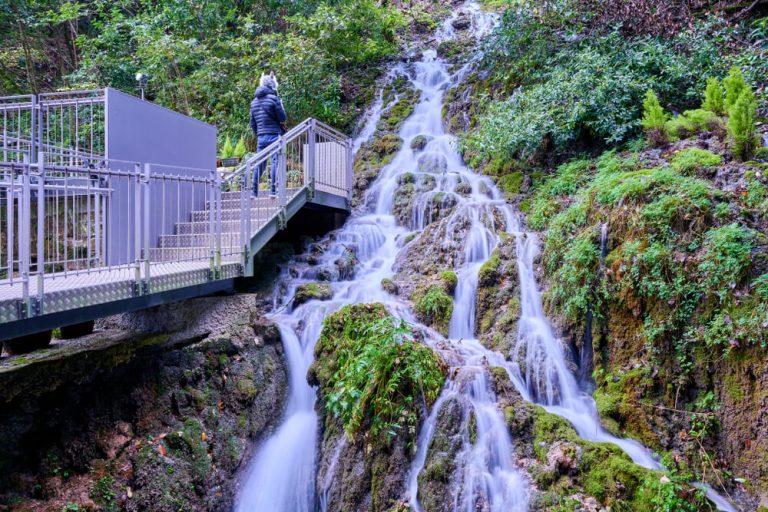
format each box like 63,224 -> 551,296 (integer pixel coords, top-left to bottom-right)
701,77 -> 725,115
727,87 -> 758,161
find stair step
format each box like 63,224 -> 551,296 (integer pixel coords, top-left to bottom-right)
158,233 -> 243,249
190,206 -> 280,223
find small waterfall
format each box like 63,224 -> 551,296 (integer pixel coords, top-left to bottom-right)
234,1 -> 737,511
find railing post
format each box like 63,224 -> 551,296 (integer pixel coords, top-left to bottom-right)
142,163 -> 151,292
7,165 -> 15,285
20,156 -> 31,317
208,170 -> 215,279
35,152 -> 45,314
346,138 -> 354,203
29,95 -> 37,163
239,170 -> 248,268
307,119 -> 316,191
133,163 -> 142,295
215,170 -> 222,277
278,137 -> 287,208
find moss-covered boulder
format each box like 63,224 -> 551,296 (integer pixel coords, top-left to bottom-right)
293,282 -> 334,307
310,303 -> 447,511
410,135 -> 432,152
413,285 -> 454,336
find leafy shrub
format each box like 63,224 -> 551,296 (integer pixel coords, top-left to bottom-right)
702,77 -> 725,115
314,304 -> 446,445
727,87 -> 758,160
291,0 -> 404,66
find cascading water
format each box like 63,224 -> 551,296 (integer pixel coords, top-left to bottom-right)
235,2 -> 737,510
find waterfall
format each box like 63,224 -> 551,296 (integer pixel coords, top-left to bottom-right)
235,1 -> 737,511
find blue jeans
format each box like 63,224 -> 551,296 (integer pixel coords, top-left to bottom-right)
254,134 -> 279,196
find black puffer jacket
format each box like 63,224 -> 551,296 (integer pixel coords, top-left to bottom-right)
249,85 -> 287,137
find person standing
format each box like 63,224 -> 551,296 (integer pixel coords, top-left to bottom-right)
249,72 -> 287,197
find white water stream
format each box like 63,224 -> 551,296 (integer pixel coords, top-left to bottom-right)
234,3 -> 737,511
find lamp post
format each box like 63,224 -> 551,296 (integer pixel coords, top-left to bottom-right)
135,73 -> 149,100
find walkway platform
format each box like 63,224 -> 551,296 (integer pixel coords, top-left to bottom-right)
1,115 -> 352,341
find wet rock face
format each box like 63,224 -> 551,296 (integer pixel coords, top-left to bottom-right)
475,235 -> 521,354
317,425 -> 414,512
416,397 -> 465,511
0,295 -> 288,512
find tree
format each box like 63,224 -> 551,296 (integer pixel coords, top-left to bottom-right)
727,87 -> 758,161
723,66 -> 746,111
233,137 -> 247,159
220,137 -> 234,159
702,77 -> 724,115
641,90 -> 668,145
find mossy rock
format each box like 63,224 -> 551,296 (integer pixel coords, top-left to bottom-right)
410,135 -> 432,152
294,282 -> 333,307
412,285 -> 454,336
381,278 -> 399,295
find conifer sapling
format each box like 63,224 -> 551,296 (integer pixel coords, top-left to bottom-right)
702,77 -> 725,115
723,67 -> 746,111
641,90 -> 668,145
727,87 -> 758,161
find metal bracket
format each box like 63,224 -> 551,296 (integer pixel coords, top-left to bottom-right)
132,281 -> 141,297
277,210 -> 288,230
15,301 -> 27,320
306,186 -> 315,201
30,297 -> 41,317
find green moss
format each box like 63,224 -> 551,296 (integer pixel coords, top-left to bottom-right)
670,148 -> 723,174
294,282 -> 334,306
413,286 -> 454,336
665,109 -> 723,140
497,171 -> 523,196
313,304 -> 446,446
381,278 -> 398,295
381,87 -> 419,132
478,251 -> 501,287
439,270 -> 458,294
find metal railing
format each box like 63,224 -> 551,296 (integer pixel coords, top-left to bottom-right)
222,117 -> 353,259
0,117 -> 352,323
0,90 -> 105,166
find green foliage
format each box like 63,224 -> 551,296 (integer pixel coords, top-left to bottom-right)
466,7 -> 733,161
665,109 -> 722,141
314,304 -> 446,445
233,137 -> 247,159
727,87 -> 758,160
291,1 -> 404,66
220,137 -> 234,159
91,475 -> 116,508
723,66 -> 747,111
413,285 -> 454,335
670,148 -> 723,175
439,270 -> 458,294
702,77 -> 725,115
699,224 -> 754,298
641,90 -> 668,133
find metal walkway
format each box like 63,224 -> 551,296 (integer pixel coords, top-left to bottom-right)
1,93 -> 352,339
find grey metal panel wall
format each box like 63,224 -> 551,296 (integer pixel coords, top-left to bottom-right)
104,88 -> 217,265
